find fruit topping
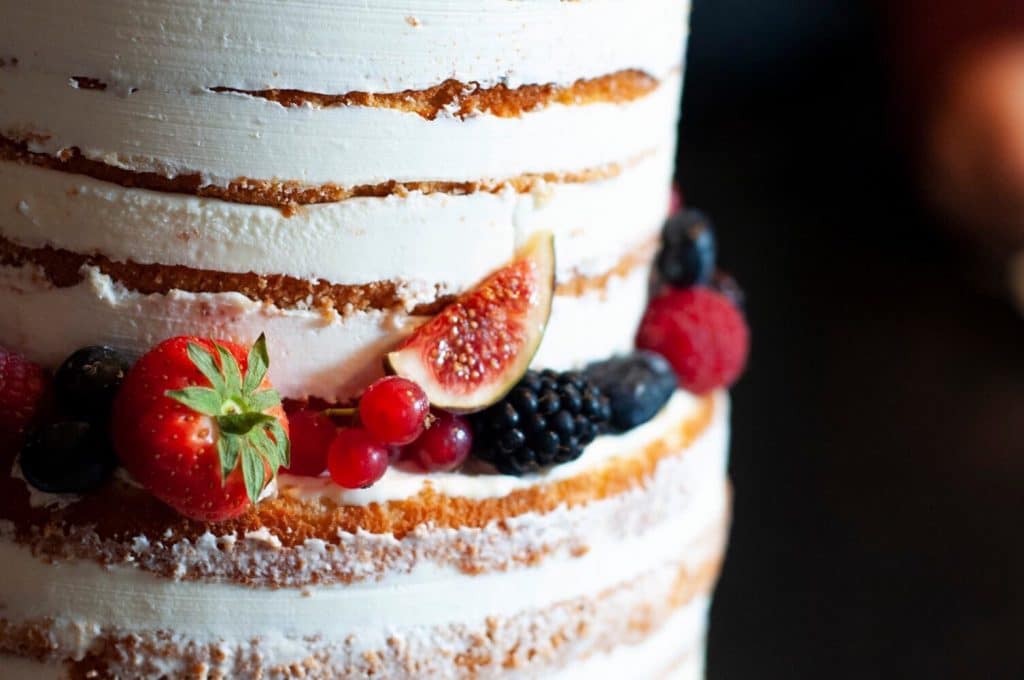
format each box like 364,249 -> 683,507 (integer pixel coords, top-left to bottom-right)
19,420 -> 116,493
584,351 -> 678,433
327,427 -> 390,489
408,411 -> 473,472
359,376 -> 429,445
54,346 -> 131,424
655,209 -> 716,288
386,231 -> 555,413
469,369 -> 611,476
636,287 -> 749,395
112,335 -> 290,522
0,347 -> 50,441
669,184 -> 682,215
283,408 -> 335,477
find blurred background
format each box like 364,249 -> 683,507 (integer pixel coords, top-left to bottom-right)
679,1 -> 1024,677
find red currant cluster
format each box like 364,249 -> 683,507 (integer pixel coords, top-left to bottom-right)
285,376 -> 472,489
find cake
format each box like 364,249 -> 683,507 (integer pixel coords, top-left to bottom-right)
0,1 -> 745,678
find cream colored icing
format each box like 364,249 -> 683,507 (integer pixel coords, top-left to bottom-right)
1,69 -> 682,187
0,263 -> 652,401
0,0 -> 689,93
0,150 -> 672,284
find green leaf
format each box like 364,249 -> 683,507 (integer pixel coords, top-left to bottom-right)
187,342 -> 226,393
246,388 -> 281,413
267,419 -> 290,469
240,444 -> 266,503
243,333 -> 271,395
250,428 -> 283,470
217,434 -> 241,482
218,412 -> 274,435
165,386 -> 223,416
215,343 -> 243,395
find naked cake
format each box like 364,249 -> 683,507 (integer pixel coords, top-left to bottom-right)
0,1 -> 747,678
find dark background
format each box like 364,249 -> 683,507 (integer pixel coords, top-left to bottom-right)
678,1 -> 1024,678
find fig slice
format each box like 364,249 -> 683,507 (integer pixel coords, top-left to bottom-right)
386,231 -> 555,413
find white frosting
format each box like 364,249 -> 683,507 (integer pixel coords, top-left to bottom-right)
534,261 -> 654,370
1,68 -> 682,187
0,0 -> 689,93
0,151 -> 672,285
281,390 -> 707,505
0,488 -> 723,638
0,599 -> 706,680
0,264 -> 651,401
554,598 -> 708,680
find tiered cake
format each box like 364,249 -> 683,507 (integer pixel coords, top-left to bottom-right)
0,1 -> 738,678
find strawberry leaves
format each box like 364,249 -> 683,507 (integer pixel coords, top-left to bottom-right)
166,334 -> 289,503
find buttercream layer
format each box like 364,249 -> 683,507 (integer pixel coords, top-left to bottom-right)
2,393 -> 725,585
0,0 -> 688,93
0,69 -> 682,187
0,137 -> 633,212
0,151 -> 672,284
0,549 -> 715,679
0,257 -> 652,400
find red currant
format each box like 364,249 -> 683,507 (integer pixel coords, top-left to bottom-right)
282,409 -> 335,477
359,376 -> 429,446
327,427 -> 389,489
408,412 -> 472,472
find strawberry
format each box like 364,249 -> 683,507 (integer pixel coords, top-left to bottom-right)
112,334 -> 289,522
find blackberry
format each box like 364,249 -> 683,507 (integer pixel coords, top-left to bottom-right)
656,209 -> 716,288
54,346 -> 131,424
470,369 -> 611,475
584,351 -> 677,433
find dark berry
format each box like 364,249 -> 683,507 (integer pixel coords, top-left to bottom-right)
54,346 -> 131,424
584,351 -> 678,433
656,209 -> 716,288
19,420 -> 116,493
408,412 -> 472,472
469,370 -> 611,476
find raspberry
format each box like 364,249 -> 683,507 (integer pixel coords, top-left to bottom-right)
284,409 -> 335,477
0,347 -> 50,440
408,411 -> 472,472
359,376 -> 429,446
327,427 -> 389,489
636,287 -> 749,395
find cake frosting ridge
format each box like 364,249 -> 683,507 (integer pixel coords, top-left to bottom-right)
0,1 -> 748,678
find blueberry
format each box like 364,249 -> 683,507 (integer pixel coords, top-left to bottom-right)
656,209 -> 716,288
54,346 -> 131,424
584,351 -> 678,432
19,420 -> 117,493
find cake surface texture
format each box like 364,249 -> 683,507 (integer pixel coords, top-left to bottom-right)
0,1 -> 740,678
